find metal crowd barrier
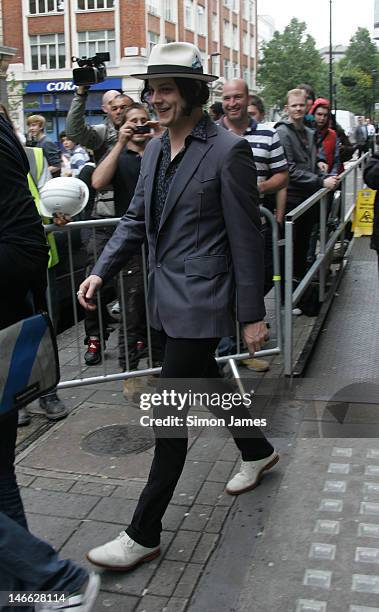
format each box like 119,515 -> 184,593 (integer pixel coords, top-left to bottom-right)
283,153 -> 370,376
44,206 -> 282,390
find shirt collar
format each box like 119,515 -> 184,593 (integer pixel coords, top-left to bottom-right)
161,112 -> 209,154
219,114 -> 257,135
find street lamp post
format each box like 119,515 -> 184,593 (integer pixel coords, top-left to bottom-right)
329,0 -> 333,109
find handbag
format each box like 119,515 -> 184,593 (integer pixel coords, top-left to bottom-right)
0,312 -> 60,419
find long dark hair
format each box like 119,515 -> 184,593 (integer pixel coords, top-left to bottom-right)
141,77 -> 210,116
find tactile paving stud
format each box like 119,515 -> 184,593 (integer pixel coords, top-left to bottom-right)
314,520 -> 340,535
328,463 -> 350,474
303,569 -> 332,589
352,574 -> 379,594
360,502 -> 379,517
296,600 -> 327,612
319,499 -> 344,512
323,480 -> 347,493
355,547 -> 379,564
309,543 -> 336,561
358,524 -> 379,539
332,447 -> 353,458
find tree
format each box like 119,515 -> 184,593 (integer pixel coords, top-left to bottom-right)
257,18 -> 325,109
335,27 -> 379,116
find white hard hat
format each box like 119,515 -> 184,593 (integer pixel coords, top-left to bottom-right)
39,177 -> 89,218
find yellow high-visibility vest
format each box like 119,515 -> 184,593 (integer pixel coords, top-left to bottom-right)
27,147 -> 59,268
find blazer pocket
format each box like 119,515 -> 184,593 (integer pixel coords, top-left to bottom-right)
185,255 -> 228,279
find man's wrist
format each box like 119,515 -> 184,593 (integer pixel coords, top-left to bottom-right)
242,319 -> 262,325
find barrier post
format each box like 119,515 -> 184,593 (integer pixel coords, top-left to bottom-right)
284,219 -> 294,376
318,195 -> 328,303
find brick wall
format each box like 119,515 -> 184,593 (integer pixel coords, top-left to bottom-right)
2,0 -> 23,63
76,11 -> 115,31
120,0 -> 146,51
28,15 -> 64,35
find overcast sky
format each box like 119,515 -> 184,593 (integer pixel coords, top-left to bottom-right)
258,0 -> 375,49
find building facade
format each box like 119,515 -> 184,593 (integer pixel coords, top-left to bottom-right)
2,0 -> 257,140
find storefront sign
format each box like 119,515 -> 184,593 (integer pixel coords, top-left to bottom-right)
24,77 -> 122,94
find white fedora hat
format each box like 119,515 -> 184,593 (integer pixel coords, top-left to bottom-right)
131,42 -> 218,82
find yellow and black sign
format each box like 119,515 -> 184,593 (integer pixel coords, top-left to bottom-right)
352,189 -> 375,237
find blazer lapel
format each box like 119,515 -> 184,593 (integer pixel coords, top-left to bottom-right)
144,138 -> 162,234
158,139 -> 213,233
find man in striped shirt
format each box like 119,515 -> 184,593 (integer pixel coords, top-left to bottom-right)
220,80 -> 289,372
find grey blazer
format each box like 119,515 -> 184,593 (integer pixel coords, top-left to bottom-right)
92,119 -> 265,338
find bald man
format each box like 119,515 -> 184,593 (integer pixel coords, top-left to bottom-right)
66,86 -> 133,162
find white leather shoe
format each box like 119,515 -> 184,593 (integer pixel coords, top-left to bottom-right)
226,451 -> 279,495
87,532 -> 160,571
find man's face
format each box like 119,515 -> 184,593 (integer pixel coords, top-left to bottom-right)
146,78 -> 186,128
286,94 -> 306,122
62,136 -> 75,150
28,121 -> 43,138
314,106 -> 329,129
109,97 -> 133,127
248,104 -> 264,123
124,108 -> 150,144
222,81 -> 249,123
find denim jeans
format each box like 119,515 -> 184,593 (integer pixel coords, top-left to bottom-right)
0,511 -> 87,612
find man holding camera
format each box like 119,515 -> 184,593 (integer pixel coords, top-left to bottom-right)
66,87 -> 133,161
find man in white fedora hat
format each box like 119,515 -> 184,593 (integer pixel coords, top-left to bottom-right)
78,42 -> 278,571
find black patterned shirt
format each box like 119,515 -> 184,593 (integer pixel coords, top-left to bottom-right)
151,114 -> 209,233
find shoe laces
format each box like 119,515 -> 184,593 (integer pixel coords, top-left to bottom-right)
87,337 -> 101,353
118,532 -> 134,548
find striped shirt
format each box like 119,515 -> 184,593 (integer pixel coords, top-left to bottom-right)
219,116 -> 287,205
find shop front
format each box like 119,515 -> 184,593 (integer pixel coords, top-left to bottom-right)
23,77 -> 123,143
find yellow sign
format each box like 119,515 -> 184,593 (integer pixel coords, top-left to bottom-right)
352,189 -> 375,237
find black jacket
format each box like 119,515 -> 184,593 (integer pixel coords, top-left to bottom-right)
363,154 -> 379,252
275,119 -> 323,206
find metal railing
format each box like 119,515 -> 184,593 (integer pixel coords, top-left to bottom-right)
44,206 -> 282,389
283,153 -> 370,376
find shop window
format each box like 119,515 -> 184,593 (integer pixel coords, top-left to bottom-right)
29,0 -> 65,13
30,33 -> 66,70
77,0 -> 114,9
77,30 -> 116,64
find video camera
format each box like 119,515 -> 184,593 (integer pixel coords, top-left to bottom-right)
72,52 -> 110,87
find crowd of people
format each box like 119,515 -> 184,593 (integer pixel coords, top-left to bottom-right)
1,40 -> 377,610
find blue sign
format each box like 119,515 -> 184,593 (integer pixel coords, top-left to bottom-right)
24,77 -> 122,94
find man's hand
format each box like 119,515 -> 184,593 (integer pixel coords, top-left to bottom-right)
118,121 -> 137,146
53,212 -> 72,226
323,175 -> 340,191
317,161 -> 328,173
243,321 -> 269,356
77,275 -> 103,310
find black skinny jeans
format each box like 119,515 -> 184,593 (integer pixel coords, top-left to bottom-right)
126,336 -> 274,548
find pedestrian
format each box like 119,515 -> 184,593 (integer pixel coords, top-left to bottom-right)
275,89 -> 339,290
66,88 -> 133,162
91,102 -> 164,392
208,101 -> 223,121
363,154 -> 379,272
0,113 -> 100,612
60,131 -> 90,177
26,114 -> 61,177
309,98 -> 340,176
77,42 -> 279,572
355,116 -> 369,157
220,80 -> 289,371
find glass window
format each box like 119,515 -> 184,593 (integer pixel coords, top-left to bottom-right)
77,30 -> 116,63
223,20 -> 231,47
243,31 -> 248,54
212,14 -> 219,42
250,35 -> 255,57
29,0 -> 64,12
148,31 -> 160,54
29,33 -> 66,70
232,25 -> 239,51
184,0 -> 194,30
147,0 -> 159,15
197,5 -> 206,36
164,0 -> 176,22
77,0 -> 114,9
